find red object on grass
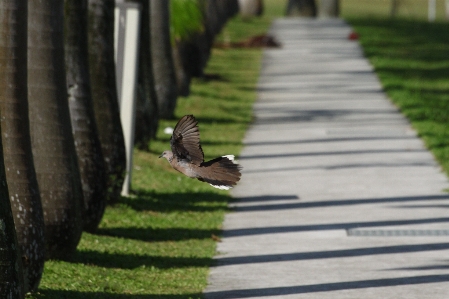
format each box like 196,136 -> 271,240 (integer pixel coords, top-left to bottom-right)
348,31 -> 359,40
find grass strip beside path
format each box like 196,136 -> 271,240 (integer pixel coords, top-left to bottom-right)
347,18 -> 449,178
33,5 -> 284,299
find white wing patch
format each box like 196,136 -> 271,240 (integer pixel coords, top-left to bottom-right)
210,184 -> 232,190
207,155 -> 238,189
222,155 -> 238,164
164,127 -> 174,135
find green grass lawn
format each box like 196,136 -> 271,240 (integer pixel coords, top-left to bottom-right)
33,2 -> 285,298
342,0 -> 448,21
346,17 -> 449,177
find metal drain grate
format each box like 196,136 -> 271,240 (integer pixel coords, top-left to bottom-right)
347,229 -> 449,237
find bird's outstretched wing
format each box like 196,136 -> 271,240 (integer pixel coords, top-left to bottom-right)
170,115 -> 204,165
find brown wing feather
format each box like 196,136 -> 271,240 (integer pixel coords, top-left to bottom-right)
170,115 -> 204,165
197,156 -> 242,187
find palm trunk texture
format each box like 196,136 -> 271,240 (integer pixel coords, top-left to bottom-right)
0,2 -> 27,297
129,0 -> 159,148
64,0 -> 108,232
0,0 -> 45,292
28,0 -> 84,260
150,0 -> 178,119
88,0 -> 126,202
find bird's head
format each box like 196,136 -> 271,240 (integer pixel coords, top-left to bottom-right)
159,150 -> 174,162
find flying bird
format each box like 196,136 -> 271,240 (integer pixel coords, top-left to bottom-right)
159,115 -> 242,190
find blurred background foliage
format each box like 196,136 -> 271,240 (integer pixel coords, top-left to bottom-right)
170,0 -> 204,41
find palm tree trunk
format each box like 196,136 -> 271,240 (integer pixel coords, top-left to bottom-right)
87,0 -> 126,202
0,0 -> 46,292
0,166 -> 24,298
238,0 -> 264,18
129,0 -> 159,148
318,0 -> 339,18
0,3 -> 27,297
172,39 -> 192,97
286,0 -> 317,17
150,0 -> 178,119
28,0 -> 84,260
390,0 -> 400,18
64,0 -> 108,232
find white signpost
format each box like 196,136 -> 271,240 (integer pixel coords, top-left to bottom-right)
428,0 -> 436,22
114,2 -> 141,196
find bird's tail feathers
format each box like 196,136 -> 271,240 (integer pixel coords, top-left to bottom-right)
197,155 -> 242,190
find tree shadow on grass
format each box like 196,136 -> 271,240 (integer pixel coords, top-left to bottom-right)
95,226 -> 221,242
198,72 -> 229,82
35,290 -> 202,299
70,249 -> 212,270
116,190 -> 231,213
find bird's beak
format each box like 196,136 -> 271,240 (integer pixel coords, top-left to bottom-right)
158,154 -> 163,158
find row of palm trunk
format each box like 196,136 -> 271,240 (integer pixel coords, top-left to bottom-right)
0,0 -> 239,297
0,0 -> 124,296
286,0 -> 339,17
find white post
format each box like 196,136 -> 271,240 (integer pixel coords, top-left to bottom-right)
446,0 -> 449,20
428,0 -> 436,22
114,3 -> 141,196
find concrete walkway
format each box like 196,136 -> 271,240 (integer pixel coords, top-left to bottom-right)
204,18 -> 449,299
